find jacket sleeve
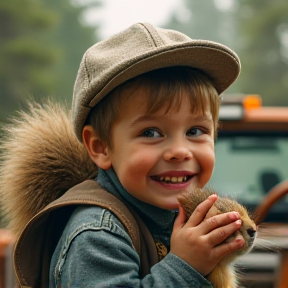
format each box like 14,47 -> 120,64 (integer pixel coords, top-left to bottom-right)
49,206 -> 213,288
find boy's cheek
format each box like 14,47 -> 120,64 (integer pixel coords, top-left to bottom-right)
125,151 -> 157,170
113,153 -> 153,180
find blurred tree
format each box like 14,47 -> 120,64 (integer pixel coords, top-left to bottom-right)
235,0 -> 288,106
0,0 -> 100,124
165,0 -> 288,106
0,0 -> 58,122
42,0 -> 100,102
165,0 -> 229,44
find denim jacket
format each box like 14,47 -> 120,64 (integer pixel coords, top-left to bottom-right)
49,169 -> 213,288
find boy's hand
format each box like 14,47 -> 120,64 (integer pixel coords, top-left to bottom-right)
170,194 -> 245,276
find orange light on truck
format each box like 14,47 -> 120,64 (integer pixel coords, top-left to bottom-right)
243,95 -> 262,109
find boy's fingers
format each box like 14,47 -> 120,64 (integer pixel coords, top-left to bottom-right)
201,211 -> 241,235
186,194 -> 218,226
173,206 -> 186,231
206,219 -> 242,246
212,234 -> 245,260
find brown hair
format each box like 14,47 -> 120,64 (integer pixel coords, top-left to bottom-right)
86,66 -> 220,149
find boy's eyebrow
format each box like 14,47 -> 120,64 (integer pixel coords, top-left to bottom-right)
131,115 -> 156,125
131,114 -> 213,125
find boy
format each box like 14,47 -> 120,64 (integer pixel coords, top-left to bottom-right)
5,23 -> 244,287
51,22 -> 243,287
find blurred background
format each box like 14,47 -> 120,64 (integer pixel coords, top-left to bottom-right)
1,2 -> 288,286
1,0 -> 288,125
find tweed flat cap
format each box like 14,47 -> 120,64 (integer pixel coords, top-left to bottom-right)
72,22 -> 241,141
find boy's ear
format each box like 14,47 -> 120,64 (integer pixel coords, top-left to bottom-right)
82,125 -> 112,170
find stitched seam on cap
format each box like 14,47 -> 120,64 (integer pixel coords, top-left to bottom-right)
139,23 -> 164,47
82,52 -> 91,98
135,23 -> 153,49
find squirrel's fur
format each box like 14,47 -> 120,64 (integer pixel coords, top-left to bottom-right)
179,189 -> 257,288
0,101 -> 97,235
0,101 -> 256,288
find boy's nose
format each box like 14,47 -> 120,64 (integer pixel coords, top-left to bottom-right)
163,145 -> 193,161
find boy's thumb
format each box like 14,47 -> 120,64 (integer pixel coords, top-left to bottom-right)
173,206 -> 187,231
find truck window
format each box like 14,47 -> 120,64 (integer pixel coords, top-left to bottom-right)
209,131 -> 288,221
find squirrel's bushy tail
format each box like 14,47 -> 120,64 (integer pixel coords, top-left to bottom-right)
0,101 -> 97,236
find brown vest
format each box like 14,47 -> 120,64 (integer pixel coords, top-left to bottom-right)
14,180 -> 159,288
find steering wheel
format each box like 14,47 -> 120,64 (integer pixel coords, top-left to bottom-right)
254,179 -> 288,225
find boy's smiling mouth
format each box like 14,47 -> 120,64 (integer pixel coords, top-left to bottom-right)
150,171 -> 195,184
151,175 -> 193,183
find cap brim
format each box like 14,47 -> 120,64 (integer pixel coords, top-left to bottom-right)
89,43 -> 240,107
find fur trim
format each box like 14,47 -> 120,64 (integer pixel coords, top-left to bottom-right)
0,101 -> 97,235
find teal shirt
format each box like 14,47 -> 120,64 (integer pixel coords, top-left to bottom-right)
49,168 -> 213,287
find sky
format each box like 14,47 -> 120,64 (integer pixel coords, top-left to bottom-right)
79,0 -> 233,40
82,0 -> 185,39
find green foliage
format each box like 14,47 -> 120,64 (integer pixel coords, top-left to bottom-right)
0,0 -> 58,122
41,0 -> 99,102
0,0 -> 57,37
236,0 -> 288,106
0,0 -> 99,124
165,0 -> 288,106
166,0 -> 226,43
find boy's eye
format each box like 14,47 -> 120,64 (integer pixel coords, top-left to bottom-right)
141,128 -> 162,138
186,128 -> 205,137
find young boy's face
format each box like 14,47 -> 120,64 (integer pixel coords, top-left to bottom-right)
105,86 -> 216,210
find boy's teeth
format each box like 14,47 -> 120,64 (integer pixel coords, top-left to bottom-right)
158,176 -> 188,183
171,177 -> 177,183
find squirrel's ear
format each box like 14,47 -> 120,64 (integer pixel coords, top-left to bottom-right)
82,125 -> 112,170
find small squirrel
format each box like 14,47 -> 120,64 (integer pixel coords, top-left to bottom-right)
179,189 -> 257,288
